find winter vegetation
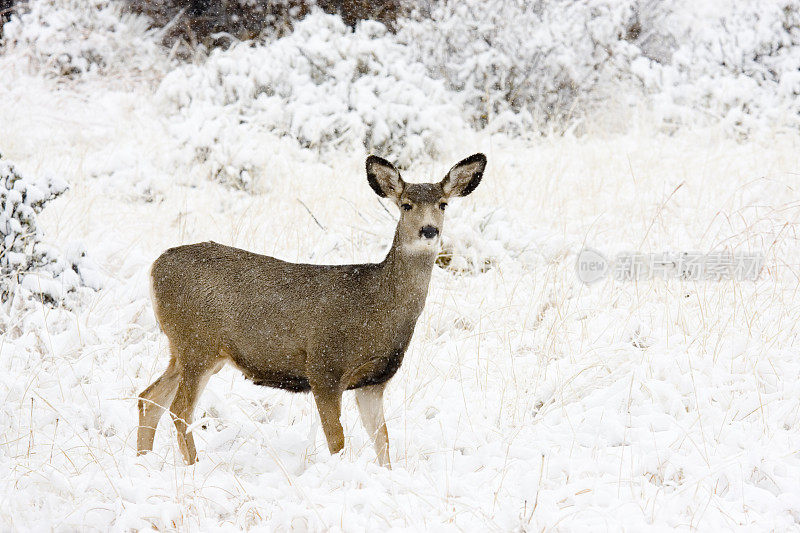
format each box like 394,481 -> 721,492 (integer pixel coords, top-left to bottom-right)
0,0 -> 799,530
0,154 -> 99,306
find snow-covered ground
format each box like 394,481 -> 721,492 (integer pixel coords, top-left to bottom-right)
1,1 -> 799,530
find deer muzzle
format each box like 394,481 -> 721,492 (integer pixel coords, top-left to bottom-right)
420,225 -> 439,239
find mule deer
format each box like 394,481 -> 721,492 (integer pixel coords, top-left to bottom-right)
137,153 -> 487,467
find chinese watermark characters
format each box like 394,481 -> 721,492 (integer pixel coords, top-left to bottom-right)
576,248 -> 763,285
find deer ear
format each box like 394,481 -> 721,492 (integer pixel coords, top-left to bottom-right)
366,155 -> 404,201
441,153 -> 486,197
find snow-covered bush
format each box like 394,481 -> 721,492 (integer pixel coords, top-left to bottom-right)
157,11 -> 467,188
127,0 -> 407,52
127,0 -> 311,53
400,0 -> 800,135
399,0 -> 645,134
0,155 -> 99,304
0,0 -> 166,79
632,1 -> 800,133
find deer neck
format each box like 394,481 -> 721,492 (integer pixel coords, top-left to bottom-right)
378,226 -> 437,317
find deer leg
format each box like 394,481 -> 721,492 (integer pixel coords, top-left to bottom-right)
354,383 -> 391,468
169,369 -> 211,465
311,386 -> 345,455
137,361 -> 180,456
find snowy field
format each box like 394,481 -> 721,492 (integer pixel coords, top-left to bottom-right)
1,1 -> 800,531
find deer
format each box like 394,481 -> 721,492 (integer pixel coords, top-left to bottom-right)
137,153 -> 487,468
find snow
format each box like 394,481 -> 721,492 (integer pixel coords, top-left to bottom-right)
1,0 -> 799,530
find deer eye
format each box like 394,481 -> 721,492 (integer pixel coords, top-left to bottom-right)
439,202 -> 448,211
401,203 -> 412,211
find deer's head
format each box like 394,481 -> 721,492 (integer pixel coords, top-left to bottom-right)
366,153 -> 486,254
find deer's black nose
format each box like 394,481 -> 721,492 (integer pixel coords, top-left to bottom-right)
420,225 -> 439,239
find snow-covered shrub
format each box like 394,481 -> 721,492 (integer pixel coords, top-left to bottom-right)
0,154 -> 99,304
0,0 -> 166,79
631,1 -> 800,133
128,0 -> 407,52
128,0 -> 311,52
400,0 -> 800,135
150,0 -> 798,143
157,11 -> 467,189
399,0 -> 645,134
